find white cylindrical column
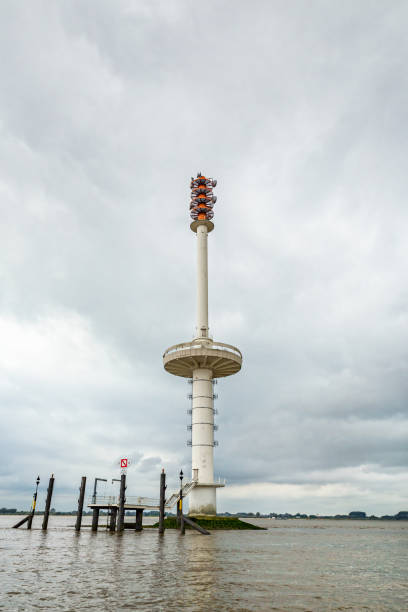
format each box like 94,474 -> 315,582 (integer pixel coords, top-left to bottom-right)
191,368 -> 214,482
189,367 -> 216,515
196,223 -> 209,338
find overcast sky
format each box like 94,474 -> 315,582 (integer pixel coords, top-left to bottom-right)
1,0 -> 407,515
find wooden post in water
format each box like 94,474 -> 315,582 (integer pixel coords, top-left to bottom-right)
109,506 -> 117,532
177,469 -> 183,531
75,477 -> 86,532
182,515 -> 210,535
176,498 -> 181,528
91,508 -> 100,532
27,476 -> 40,530
117,473 -> 126,532
158,469 -> 166,534
135,508 -> 143,532
12,515 -> 30,528
42,474 -> 55,530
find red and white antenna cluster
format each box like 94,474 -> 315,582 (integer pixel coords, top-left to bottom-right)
190,172 -> 217,221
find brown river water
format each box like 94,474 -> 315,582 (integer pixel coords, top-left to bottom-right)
0,515 -> 406,611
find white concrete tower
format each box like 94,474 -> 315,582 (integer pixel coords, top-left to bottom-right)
163,173 -> 242,515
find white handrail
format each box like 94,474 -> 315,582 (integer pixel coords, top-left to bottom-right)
163,341 -> 242,359
125,496 -> 160,506
88,495 -> 117,504
88,481 -> 199,509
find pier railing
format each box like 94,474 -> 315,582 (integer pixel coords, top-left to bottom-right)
88,495 -> 117,505
126,496 -> 160,507
87,477 -> 225,510
88,495 -> 160,508
88,482 -> 198,509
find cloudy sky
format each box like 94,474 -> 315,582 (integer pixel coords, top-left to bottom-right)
1,0 -> 407,515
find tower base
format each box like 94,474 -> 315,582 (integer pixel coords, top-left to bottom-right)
188,482 -> 225,516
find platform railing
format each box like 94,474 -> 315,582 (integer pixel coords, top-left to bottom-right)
163,340 -> 242,360
215,477 -> 227,485
88,495 -> 117,505
88,495 -> 160,508
88,481 -> 199,509
125,496 -> 160,507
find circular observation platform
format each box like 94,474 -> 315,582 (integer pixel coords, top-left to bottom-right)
163,340 -> 242,378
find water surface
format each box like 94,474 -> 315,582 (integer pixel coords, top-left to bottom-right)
1,516 -> 406,610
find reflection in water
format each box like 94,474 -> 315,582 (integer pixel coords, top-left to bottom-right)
181,533 -> 218,609
0,516 -> 407,611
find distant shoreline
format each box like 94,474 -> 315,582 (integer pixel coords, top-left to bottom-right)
1,512 -> 407,521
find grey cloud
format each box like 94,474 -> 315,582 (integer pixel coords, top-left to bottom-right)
0,0 -> 407,514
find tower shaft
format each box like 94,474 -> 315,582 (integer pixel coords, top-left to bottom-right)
191,223 -> 217,514
189,367 -> 216,514
196,224 -> 209,338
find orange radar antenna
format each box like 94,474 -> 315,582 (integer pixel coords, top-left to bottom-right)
190,173 -> 217,223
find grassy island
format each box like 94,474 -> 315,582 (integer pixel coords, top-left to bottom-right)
151,516 -> 265,530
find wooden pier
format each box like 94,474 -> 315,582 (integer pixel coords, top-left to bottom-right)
13,469 -> 210,535
86,472 -> 200,533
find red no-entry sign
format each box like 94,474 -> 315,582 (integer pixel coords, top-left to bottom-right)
120,458 -> 128,468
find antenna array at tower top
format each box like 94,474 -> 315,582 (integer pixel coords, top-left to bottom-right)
190,172 -> 217,222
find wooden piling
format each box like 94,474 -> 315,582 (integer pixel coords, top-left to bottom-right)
135,508 -> 143,532
117,473 -> 126,532
12,515 -> 30,529
91,507 -> 100,531
176,499 -> 181,528
27,476 -> 40,530
42,474 -> 55,530
75,477 -> 86,532
109,506 -> 117,532
158,469 -> 166,534
182,515 -> 210,535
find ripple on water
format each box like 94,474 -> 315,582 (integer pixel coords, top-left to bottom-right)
0,517 -> 407,611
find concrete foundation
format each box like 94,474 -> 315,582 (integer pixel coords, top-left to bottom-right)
189,485 -> 216,516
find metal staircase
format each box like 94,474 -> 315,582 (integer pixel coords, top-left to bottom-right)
164,480 -> 197,509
